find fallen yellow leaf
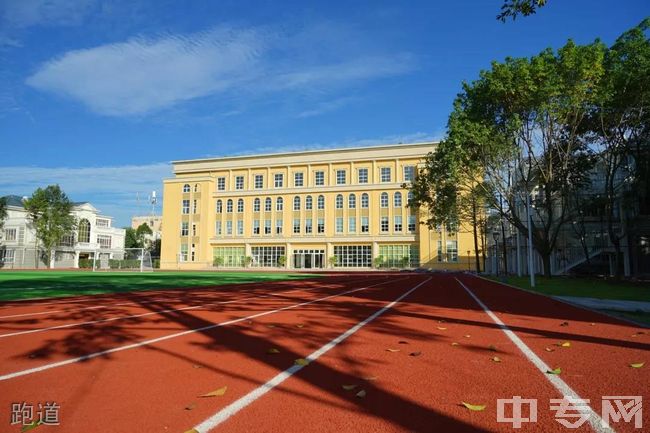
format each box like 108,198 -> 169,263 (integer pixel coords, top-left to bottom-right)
356,390 -> 367,398
451,342 -> 460,346
464,334 -> 471,338
386,348 -> 400,352
294,358 -> 310,366
556,341 -> 571,347
630,362 -> 644,368
363,376 -> 378,381
342,384 -> 357,391
437,327 -> 447,330
545,347 -> 555,352
200,386 -> 227,397
491,356 -> 501,363
547,367 -> 562,375
267,348 -> 280,354
461,402 -> 486,411
295,324 -> 305,328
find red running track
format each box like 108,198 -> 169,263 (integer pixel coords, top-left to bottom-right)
0,273 -> 647,433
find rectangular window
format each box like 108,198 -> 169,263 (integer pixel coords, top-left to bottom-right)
255,174 -> 264,189
314,171 -> 324,186
361,216 -> 369,233
192,200 -> 198,214
394,215 -> 402,232
446,240 -> 458,262
180,244 -> 188,262
305,218 -> 313,234
276,219 -> 283,234
336,217 -> 343,233
226,221 -> 233,235
293,218 -> 300,234
237,220 -> 243,235
4,228 -> 17,241
437,240 -> 443,262
191,243 -> 195,261
317,218 -> 325,234
358,168 -> 368,184
251,246 -> 286,267
191,223 -> 196,236
217,177 -> 226,191
380,216 -> 389,233
348,217 -> 356,233
333,245 -> 372,268
216,221 -> 222,235
213,246 -> 245,267
265,219 -> 272,234
380,167 -> 391,183
404,166 -> 415,182
274,173 -> 284,188
336,170 -> 346,185
378,244 -> 419,268
235,176 -> 244,190
182,199 -> 190,214
97,235 -> 112,249
0,249 -> 15,263
294,172 -> 304,187
96,219 -> 110,228
253,220 -> 260,235
408,215 -> 416,232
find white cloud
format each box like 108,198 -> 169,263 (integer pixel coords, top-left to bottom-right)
1,0 -> 95,29
26,24 -> 416,116
0,162 -> 171,226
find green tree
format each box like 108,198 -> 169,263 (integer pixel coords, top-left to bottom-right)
584,18 -> 650,278
23,185 -> 76,268
422,38 -> 605,277
135,223 -> 153,248
497,0 -> 547,22
124,227 -> 140,249
0,197 -> 7,232
149,238 -> 162,257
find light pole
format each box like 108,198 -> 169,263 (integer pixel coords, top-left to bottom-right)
493,231 -> 500,277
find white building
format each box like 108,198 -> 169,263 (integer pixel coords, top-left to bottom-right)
0,195 -> 126,269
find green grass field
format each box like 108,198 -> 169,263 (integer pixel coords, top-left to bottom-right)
0,270 -> 316,301
495,276 -> 650,302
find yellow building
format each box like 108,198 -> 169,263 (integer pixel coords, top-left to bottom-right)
160,142 -> 477,270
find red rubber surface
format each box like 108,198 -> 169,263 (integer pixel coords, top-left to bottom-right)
0,273 -> 647,433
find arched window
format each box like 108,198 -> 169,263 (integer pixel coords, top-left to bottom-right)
348,194 -> 356,209
293,196 -> 301,211
276,197 -> 284,211
306,195 -> 313,210
394,192 -> 402,207
226,199 -> 233,213
380,192 -> 389,208
194,184 -> 200,192
216,200 -> 223,213
254,198 -> 261,212
237,198 -> 244,213
317,195 -> 325,210
361,193 -> 369,208
335,194 -> 343,209
78,219 -> 91,243
265,197 -> 272,212
183,184 -> 190,193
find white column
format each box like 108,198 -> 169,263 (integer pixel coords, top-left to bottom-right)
286,242 -> 292,269
326,242 -> 334,268
372,241 -> 379,268
74,251 -> 80,269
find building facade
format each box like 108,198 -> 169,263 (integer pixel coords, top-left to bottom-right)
131,215 -> 163,241
0,195 -> 126,269
160,142 -> 476,270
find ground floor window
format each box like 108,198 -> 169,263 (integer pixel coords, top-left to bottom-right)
446,240 -> 458,262
213,246 -> 245,267
378,244 -> 419,268
252,246 -> 285,267
333,245 -> 371,267
0,249 -> 15,263
293,249 -> 324,269
179,244 -> 188,262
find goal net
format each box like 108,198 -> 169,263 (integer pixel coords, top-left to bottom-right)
94,248 -> 153,272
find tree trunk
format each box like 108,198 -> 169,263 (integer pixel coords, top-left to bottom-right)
542,252 -> 552,278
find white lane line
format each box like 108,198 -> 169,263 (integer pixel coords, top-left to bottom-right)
191,276 -> 431,433
0,276 -> 409,382
0,276 -> 378,322
455,277 -> 613,433
0,283 -> 343,338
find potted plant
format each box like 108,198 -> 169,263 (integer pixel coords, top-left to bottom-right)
277,255 -> 286,268
243,256 -> 253,268
328,255 -> 338,268
213,256 -> 224,268
373,255 -> 385,269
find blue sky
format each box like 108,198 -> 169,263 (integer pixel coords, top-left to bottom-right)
0,0 -> 648,226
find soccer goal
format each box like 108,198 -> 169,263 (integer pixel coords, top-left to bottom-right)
93,248 -> 154,272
